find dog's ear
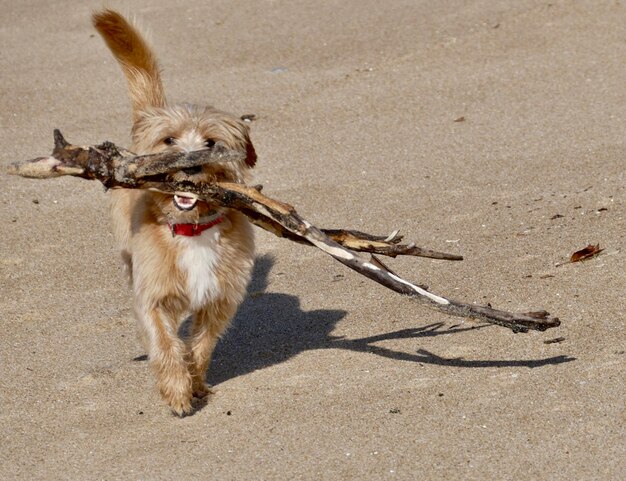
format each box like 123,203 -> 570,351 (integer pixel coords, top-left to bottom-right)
245,141 -> 257,168
239,115 -> 257,167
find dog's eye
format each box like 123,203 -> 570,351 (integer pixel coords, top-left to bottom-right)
162,137 -> 176,146
205,139 -> 216,148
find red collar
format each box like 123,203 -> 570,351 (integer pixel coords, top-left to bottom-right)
168,215 -> 224,237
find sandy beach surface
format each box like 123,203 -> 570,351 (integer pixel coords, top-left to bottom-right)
1,1 -> 624,479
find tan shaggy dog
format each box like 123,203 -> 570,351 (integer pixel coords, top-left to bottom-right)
92,9 -> 256,416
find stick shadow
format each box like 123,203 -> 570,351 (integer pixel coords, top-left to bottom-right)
208,255 -> 575,386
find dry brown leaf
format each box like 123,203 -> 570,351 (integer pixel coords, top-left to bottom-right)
570,244 -> 603,263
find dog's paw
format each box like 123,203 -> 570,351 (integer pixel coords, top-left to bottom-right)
167,394 -> 194,417
192,381 -> 215,399
158,376 -> 194,417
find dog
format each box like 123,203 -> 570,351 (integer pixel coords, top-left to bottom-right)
92,9 -> 256,415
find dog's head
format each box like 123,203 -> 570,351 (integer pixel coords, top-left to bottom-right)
131,103 -> 256,223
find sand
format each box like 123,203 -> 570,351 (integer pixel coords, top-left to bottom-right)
1,1 -> 624,479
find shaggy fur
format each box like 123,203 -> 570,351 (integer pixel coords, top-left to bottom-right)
93,9 -> 256,415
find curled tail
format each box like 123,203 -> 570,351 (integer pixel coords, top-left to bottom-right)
92,9 -> 166,120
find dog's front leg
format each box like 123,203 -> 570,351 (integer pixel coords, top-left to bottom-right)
187,300 -> 237,398
137,301 -> 193,416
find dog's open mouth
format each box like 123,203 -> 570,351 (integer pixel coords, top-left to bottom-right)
173,193 -> 198,211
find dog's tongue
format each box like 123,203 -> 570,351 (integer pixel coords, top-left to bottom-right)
173,193 -> 198,211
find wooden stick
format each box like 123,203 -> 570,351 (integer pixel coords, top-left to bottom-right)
9,131 -> 461,261
8,130 -> 560,332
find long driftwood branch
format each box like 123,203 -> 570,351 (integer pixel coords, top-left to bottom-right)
9,130 -> 462,261
8,130 -> 560,332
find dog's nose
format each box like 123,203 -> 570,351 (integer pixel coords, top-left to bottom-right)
181,166 -> 202,175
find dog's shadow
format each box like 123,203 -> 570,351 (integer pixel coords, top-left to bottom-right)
207,254 -> 345,385
206,255 -> 575,386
